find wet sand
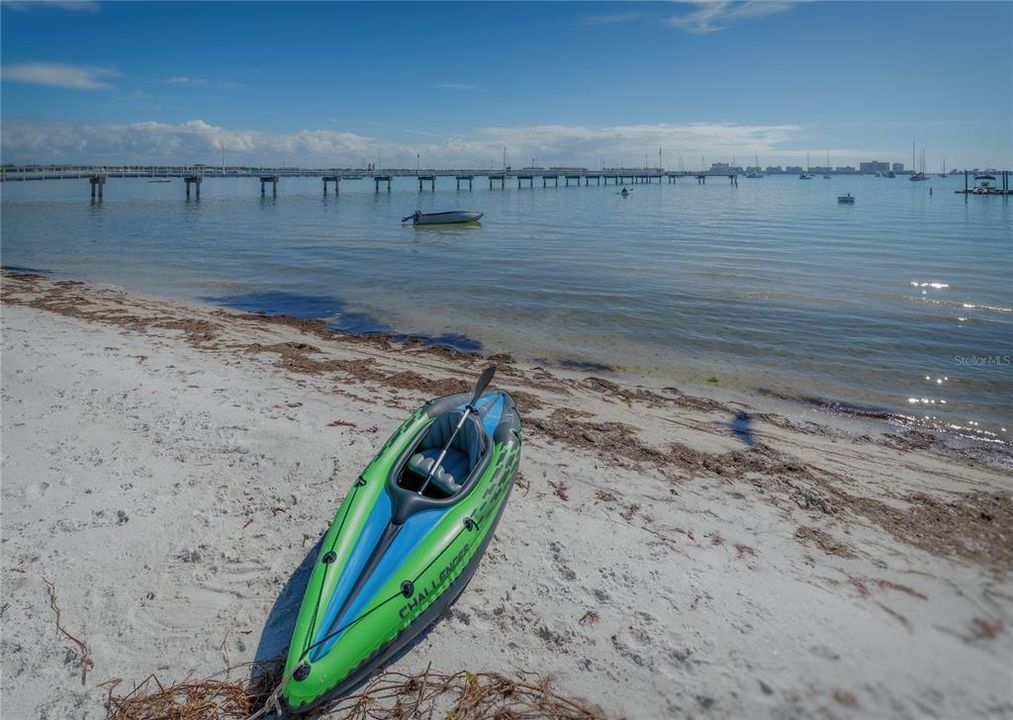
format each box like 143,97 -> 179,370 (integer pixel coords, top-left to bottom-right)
2,271 -> 1011,718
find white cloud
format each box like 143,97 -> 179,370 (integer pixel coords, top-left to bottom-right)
1,62 -> 118,89
664,1 -> 795,33
162,76 -> 246,89
164,76 -> 205,86
0,117 -> 806,167
433,82 -> 480,92
1,118 -> 375,165
2,1 -> 100,12
579,12 -> 644,26
478,122 -> 803,166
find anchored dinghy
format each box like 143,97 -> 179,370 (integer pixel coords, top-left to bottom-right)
279,368 -> 521,714
402,210 -> 483,225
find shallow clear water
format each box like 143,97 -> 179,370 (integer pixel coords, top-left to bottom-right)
2,173 -> 1010,437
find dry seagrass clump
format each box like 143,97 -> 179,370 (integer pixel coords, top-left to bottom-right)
104,660 -> 607,720
103,659 -> 281,720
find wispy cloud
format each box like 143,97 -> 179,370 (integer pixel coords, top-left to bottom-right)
579,12 -> 644,26
1,62 -> 118,89
2,1 -> 100,12
664,1 -> 795,33
433,82 -> 481,92
1,118 -> 376,165
0,117 -> 805,167
837,119 -> 985,128
479,122 -> 803,166
162,76 -> 246,89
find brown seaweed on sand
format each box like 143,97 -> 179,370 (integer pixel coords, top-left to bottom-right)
43,578 -> 94,686
794,526 -> 857,559
104,661 -> 607,720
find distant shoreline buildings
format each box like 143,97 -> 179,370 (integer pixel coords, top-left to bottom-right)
1,161 -> 1002,177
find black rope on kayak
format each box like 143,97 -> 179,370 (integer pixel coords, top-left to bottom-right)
302,484 -> 360,656
246,590 -> 404,720
301,589 -> 402,662
249,518 -> 476,718
302,519 -> 471,658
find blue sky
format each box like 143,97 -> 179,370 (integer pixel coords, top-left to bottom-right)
2,1 -> 1010,168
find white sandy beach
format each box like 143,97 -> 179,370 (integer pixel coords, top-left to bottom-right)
2,271 -> 1011,719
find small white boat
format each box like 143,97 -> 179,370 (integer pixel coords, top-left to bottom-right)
404,210 -> 483,225
837,193 -> 855,204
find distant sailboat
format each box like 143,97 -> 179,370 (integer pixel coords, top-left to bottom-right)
745,152 -> 764,178
799,153 -> 814,179
823,149 -> 832,179
909,141 -> 928,181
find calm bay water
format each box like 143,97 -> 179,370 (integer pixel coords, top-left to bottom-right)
2,173 -> 1010,439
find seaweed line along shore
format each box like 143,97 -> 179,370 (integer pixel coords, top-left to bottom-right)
2,271 -> 1011,718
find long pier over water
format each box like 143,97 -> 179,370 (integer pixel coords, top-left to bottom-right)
5,165 -> 1007,200
1,164 -> 743,199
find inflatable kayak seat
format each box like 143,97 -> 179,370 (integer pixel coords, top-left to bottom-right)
408,410 -> 485,495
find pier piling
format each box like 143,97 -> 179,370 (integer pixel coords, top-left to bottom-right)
89,174 -> 106,199
322,176 -> 339,195
184,175 -> 202,199
260,175 -> 279,196
373,175 -> 391,193
418,175 -> 435,192
455,175 -> 473,191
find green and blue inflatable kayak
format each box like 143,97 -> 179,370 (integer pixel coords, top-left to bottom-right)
280,386 -> 522,713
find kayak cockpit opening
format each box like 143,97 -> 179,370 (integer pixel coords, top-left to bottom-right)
399,410 -> 488,499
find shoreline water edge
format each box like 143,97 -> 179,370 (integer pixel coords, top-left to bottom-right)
2,270 -> 1011,718
4,173 -> 1011,442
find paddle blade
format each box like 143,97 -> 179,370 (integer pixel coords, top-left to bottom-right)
471,366 -> 496,406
